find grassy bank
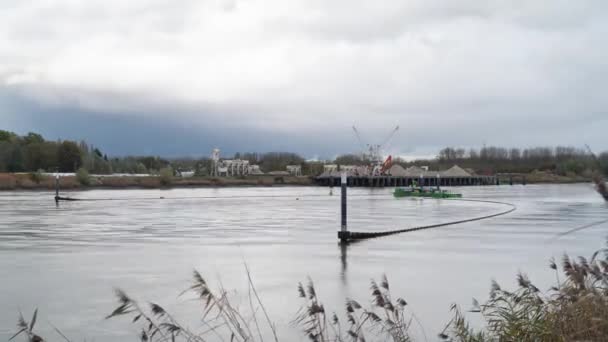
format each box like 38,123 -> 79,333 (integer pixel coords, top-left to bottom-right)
0,173 -> 314,190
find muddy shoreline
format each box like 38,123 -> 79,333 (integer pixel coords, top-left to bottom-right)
0,173 -> 315,190
0,172 -> 594,191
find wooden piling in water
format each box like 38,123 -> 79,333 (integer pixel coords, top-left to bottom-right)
338,172 -> 350,242
54,174 -> 59,203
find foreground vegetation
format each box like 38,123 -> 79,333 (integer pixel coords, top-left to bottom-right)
12,238 -> 608,341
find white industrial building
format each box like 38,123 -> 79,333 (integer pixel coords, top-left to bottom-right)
211,148 -> 263,176
286,165 -> 302,176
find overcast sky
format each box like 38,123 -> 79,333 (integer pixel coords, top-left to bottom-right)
1,0 -> 607,158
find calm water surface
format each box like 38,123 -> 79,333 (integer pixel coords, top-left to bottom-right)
1,184 -> 607,340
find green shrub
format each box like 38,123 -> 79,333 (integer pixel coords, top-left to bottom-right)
135,162 -> 148,174
159,166 -> 173,186
29,169 -> 46,183
76,168 -> 91,186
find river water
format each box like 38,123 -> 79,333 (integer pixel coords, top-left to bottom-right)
1,184 -> 607,341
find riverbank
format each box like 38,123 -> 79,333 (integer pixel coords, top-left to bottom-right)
0,173 -> 314,190
0,171 -> 594,190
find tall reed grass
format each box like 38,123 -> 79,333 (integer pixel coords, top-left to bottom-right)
11,243 -> 608,342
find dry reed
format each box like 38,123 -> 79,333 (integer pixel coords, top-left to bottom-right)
11,244 -> 608,342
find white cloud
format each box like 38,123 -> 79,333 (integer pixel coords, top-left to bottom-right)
1,0 -> 607,152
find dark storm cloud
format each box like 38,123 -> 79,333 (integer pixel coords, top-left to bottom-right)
0,86 -> 357,158
1,0 -> 607,158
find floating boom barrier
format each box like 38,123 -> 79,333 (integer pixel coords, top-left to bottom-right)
337,172 -> 516,242
53,174 -> 516,243
338,198 -> 516,242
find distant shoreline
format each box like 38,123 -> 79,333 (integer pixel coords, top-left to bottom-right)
0,173 -> 315,191
0,172 -> 594,191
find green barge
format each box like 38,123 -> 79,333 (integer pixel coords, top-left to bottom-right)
393,187 -> 462,199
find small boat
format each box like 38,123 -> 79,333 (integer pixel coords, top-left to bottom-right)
393,187 -> 462,199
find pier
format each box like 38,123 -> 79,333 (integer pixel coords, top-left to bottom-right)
317,174 -> 497,187
318,164 -> 497,187
496,173 -> 527,185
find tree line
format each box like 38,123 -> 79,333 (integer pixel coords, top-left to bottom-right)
404,146 -> 607,176
333,146 -> 608,177
0,130 -> 170,174
2,129 -> 606,177
0,130 -> 313,175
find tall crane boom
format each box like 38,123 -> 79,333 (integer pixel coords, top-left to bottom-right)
380,125 -> 399,148
352,126 -> 366,150
350,124 -> 400,175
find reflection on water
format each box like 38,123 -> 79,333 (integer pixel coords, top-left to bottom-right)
0,184 -> 607,340
340,242 -> 348,284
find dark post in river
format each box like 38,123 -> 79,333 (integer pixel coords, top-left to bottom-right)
54,172 -> 60,204
338,172 -> 350,242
